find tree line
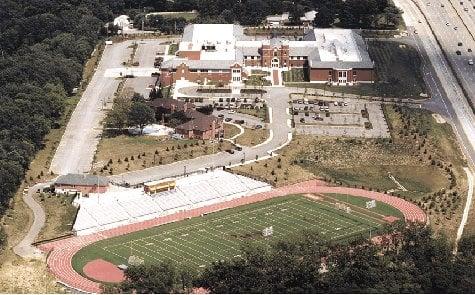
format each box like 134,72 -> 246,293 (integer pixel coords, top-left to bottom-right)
107,224 -> 475,293
0,0 -> 119,248
121,0 -> 401,31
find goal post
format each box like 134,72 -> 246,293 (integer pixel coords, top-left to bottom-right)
366,200 -> 376,209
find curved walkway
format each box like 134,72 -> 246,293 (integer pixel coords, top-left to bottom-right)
13,182 -> 49,259
39,180 -> 425,293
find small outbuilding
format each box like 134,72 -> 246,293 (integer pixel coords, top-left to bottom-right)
54,174 -> 109,194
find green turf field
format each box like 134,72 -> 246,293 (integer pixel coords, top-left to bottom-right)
72,195 -> 387,275
326,193 -> 404,218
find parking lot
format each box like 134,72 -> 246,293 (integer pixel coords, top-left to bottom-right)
292,97 -> 390,138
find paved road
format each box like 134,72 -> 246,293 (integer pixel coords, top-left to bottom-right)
395,0 -> 475,169
416,0 -> 475,106
13,183 -> 51,259
49,42 -> 133,174
109,87 -> 293,185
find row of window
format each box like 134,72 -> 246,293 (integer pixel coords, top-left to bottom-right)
330,70 -> 357,76
188,69 -> 230,73
245,55 -> 307,60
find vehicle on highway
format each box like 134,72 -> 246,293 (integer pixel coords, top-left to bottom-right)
456,50 -> 462,55
458,42 -> 463,46
469,59 -> 474,65
468,48 -> 472,52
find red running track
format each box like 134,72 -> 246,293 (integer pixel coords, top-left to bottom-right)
39,180 -> 426,293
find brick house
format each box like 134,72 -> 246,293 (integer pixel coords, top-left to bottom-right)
175,115 -> 224,140
160,24 -> 374,87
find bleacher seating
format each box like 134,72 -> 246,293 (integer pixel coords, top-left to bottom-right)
72,170 -> 271,235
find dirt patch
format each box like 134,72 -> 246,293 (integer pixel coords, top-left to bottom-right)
0,258 -> 61,293
432,113 -> 446,124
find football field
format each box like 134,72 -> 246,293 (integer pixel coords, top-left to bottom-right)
72,194 -> 385,274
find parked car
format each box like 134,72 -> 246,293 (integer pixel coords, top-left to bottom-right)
255,125 -> 263,129
225,149 -> 235,154
225,117 -> 232,122
235,146 -> 242,151
218,114 -> 224,118
228,110 -> 235,114
234,119 -> 245,124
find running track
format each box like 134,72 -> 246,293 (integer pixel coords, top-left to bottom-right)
39,180 -> 426,293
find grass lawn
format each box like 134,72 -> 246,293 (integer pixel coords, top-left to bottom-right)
92,135 -> 233,175
160,12 -> 197,21
223,123 -> 241,139
72,194 -> 385,275
232,105 -> 467,238
168,43 -> 178,55
237,105 -> 268,122
286,41 -> 427,99
235,128 -> 269,147
244,75 -> 271,86
34,193 -> 78,241
282,68 -> 308,82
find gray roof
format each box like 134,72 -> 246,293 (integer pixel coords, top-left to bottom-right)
161,59 -> 241,70
56,174 -> 109,186
289,46 -> 316,56
239,46 -> 260,56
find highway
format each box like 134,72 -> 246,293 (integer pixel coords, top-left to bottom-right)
413,0 -> 475,107
394,0 -> 475,170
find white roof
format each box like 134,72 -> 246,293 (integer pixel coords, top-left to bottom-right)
179,24 -> 244,60
300,10 -> 317,22
312,29 -> 361,62
113,15 -> 130,27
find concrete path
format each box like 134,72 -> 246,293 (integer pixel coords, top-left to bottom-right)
13,182 -> 50,259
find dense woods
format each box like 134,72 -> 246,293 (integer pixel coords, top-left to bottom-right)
0,0 -> 117,245
128,0 -> 401,33
109,224 -> 475,294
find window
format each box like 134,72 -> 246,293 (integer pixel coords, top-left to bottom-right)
328,70 -> 332,75
353,71 -> 357,76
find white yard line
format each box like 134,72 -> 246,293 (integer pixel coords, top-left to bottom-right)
455,167 -> 474,252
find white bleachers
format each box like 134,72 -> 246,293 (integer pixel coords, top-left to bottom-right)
72,170 -> 271,235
